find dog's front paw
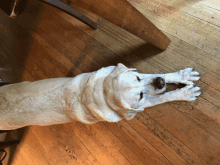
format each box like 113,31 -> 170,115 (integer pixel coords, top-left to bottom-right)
174,68 -> 200,85
172,84 -> 201,101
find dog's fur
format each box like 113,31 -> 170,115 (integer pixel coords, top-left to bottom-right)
0,63 -> 201,130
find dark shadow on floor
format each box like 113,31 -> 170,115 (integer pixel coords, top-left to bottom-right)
0,127 -> 27,165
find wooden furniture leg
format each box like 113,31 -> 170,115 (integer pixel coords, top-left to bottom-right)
0,0 -> 98,29
40,0 -> 98,29
62,0 -> 171,50
0,0 -> 28,18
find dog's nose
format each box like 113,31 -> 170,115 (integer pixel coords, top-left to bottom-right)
152,77 -> 165,89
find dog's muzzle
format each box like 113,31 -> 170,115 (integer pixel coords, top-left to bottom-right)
152,77 -> 165,89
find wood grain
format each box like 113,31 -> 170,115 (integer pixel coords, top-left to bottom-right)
0,0 -> 220,164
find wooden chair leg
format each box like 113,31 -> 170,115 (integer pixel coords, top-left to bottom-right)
40,0 -> 98,29
62,0 -> 171,50
0,0 -> 98,29
0,0 -> 27,18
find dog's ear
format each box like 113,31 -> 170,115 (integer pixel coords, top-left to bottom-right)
111,63 -> 128,77
110,63 -> 136,77
117,63 -> 127,68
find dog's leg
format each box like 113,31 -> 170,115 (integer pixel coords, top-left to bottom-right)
163,68 -> 200,84
139,84 -> 201,109
140,68 -> 200,85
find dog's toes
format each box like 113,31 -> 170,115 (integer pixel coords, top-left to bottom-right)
185,68 -> 194,72
191,71 -> 200,76
189,76 -> 200,81
186,81 -> 194,85
192,97 -> 197,100
191,86 -> 201,92
194,91 -> 202,96
189,96 -> 197,101
195,76 -> 200,81
185,84 -> 194,89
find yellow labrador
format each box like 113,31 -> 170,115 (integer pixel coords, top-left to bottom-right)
0,63 -> 201,130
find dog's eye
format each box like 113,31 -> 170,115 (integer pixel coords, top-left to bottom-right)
140,92 -> 143,100
136,75 -> 141,81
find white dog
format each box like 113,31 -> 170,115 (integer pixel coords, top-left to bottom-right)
0,63 -> 201,130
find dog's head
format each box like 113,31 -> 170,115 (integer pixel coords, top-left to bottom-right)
104,63 -> 166,119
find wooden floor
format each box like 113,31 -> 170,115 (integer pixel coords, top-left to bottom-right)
0,0 -> 220,164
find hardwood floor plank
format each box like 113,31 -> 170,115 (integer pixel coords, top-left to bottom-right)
29,54 -> 57,78
104,122 -> 161,165
165,33 -> 220,79
169,98 -> 220,141
200,0 -> 220,11
126,118 -> 189,165
146,104 -> 220,165
30,126 -> 83,165
180,3 -> 220,26
116,120 -> 174,165
24,57 -> 48,80
128,1 -> 220,59
80,123 -> 132,165
31,125 -> 101,165
127,114 -> 208,165
20,69 -> 35,82
15,129 -> 51,165
65,122 -> 122,165
129,0 -> 220,36
94,121 -> 156,165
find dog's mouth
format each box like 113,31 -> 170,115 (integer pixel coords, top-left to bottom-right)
151,77 -> 187,95
159,83 -> 187,95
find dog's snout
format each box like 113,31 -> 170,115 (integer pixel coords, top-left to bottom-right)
152,77 -> 165,89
